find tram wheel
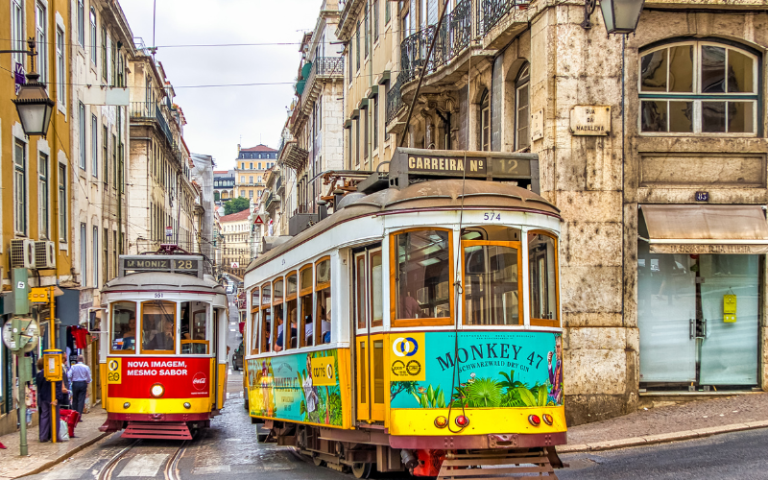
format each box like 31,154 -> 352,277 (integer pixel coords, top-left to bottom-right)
312,456 -> 325,467
351,462 -> 373,479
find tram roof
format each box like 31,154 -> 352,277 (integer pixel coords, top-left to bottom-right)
102,272 -> 227,295
246,179 -> 560,274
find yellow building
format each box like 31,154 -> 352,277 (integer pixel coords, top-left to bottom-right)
234,144 -> 277,201
1,0 -> 73,434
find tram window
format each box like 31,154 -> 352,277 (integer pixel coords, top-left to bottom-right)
286,273 -> 299,350
461,226 -> 520,241
273,278 -> 287,352
261,283 -> 272,352
393,229 -> 452,325
373,339 -> 385,403
529,232 -> 559,327
316,257 -> 331,344
355,254 -> 367,330
463,244 -> 521,326
370,250 -> 383,328
141,300 -> 177,353
110,301 -> 137,354
180,301 -> 209,354
250,287 -> 260,354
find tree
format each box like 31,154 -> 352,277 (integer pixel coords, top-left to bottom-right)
224,197 -> 250,215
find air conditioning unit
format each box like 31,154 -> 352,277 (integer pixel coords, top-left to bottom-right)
35,241 -> 56,269
10,239 -> 36,269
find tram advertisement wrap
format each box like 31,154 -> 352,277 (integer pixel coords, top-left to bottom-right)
389,331 -> 563,409
106,356 -> 211,398
247,350 -> 343,426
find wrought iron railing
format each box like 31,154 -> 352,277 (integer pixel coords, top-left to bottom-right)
482,0 -> 529,33
386,75 -> 403,124
314,56 -> 345,76
400,26 -> 436,84
130,102 -> 175,147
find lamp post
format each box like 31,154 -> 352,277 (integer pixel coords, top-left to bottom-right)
7,39 -> 56,137
581,0 -> 645,35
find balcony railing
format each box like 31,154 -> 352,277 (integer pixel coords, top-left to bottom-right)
400,0 -> 477,84
129,102 -> 174,147
301,56 -> 344,112
386,75 -> 403,124
482,0 -> 529,33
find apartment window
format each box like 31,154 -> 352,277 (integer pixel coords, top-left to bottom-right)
250,162 -> 253,169
58,164 -> 67,242
112,134 -> 117,188
258,176 -> 262,182
81,224 -> 87,285
14,140 -> 27,235
249,176 -> 253,184
36,2 -> 47,86
11,0 -> 24,68
92,115 -> 98,177
640,41 -> 758,134
57,28 -> 65,105
365,14 -> 370,58
77,0 -> 85,46
385,0 -> 390,23
241,176 -> 245,183
103,125 -> 109,183
480,89 -> 490,151
355,119 -> 360,166
111,40 -> 116,85
39,153 -> 49,239
515,64 -> 530,150
258,162 -> 262,169
93,226 -> 99,287
113,231 -> 118,273
356,24 -> 361,71
374,0 -> 379,40
101,27 -> 108,81
318,96 -> 322,129
79,103 -> 86,169
103,228 -> 109,282
363,107 -> 369,159
373,98 -> 379,149
89,8 -> 97,64
402,12 -> 410,40
249,190 -> 254,199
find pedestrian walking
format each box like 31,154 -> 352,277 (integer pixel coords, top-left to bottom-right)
35,358 -> 66,442
68,356 -> 92,417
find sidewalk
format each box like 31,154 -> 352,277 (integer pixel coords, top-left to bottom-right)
559,392 -> 768,453
0,407 -> 109,480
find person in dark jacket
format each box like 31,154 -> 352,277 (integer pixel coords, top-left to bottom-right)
35,358 -> 67,442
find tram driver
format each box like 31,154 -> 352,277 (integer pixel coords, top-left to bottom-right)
121,316 -> 136,350
148,320 -> 175,351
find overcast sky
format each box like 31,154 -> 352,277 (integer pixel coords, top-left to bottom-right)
121,0 -> 322,170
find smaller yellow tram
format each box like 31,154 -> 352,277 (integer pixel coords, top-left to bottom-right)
99,248 -> 229,440
244,148 -> 566,478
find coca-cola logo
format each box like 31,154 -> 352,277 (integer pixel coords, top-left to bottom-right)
192,372 -> 207,390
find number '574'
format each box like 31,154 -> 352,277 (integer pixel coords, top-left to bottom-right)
483,212 -> 501,221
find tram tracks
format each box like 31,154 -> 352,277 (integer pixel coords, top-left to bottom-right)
96,439 -> 189,480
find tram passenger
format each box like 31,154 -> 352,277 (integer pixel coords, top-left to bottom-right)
304,315 -> 313,344
321,308 -> 331,343
273,315 -> 285,352
148,321 -> 175,351
401,291 -> 421,319
121,316 -> 136,351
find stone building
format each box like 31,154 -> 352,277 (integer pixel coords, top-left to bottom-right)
336,0 -> 768,423
191,153 -> 216,271
220,208 -> 252,279
234,144 -> 277,201
279,0 -> 345,231
126,48 -> 196,254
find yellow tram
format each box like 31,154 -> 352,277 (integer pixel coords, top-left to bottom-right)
244,148 -> 565,478
99,248 -> 229,440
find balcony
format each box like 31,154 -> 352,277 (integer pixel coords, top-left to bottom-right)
280,141 -> 310,171
130,102 -> 175,148
386,75 -> 403,125
301,56 -> 344,116
481,0 -> 530,50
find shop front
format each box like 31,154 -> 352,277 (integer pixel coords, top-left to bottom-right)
637,205 -> 766,389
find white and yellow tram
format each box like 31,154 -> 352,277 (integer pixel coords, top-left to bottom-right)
99,250 -> 229,440
244,149 -> 565,478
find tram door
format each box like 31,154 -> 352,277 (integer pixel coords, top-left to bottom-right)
354,246 -> 385,423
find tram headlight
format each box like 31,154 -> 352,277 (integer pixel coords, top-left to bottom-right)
151,383 -> 165,398
434,416 -> 448,428
183,402 -> 191,409
123,402 -> 130,409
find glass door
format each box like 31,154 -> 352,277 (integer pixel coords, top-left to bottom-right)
699,255 -> 759,385
354,246 -> 385,422
637,248 -> 697,382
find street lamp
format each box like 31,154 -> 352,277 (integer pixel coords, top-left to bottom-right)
599,0 -> 646,34
13,70 -> 55,137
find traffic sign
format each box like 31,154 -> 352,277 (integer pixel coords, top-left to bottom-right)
254,214 -> 267,225
231,262 -> 239,269
166,226 -> 173,237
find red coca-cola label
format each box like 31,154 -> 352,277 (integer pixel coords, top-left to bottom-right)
107,356 -> 211,398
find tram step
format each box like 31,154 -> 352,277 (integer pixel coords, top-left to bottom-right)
121,422 -> 193,441
437,449 -> 559,480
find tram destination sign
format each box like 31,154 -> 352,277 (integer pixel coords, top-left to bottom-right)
119,255 -> 204,278
389,148 -> 540,193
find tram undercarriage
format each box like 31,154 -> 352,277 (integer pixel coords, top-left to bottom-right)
262,420 -> 564,479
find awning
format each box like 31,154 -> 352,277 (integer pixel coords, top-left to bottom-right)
639,205 -> 768,254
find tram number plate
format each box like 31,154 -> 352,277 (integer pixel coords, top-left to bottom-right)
483,212 -> 501,221
107,358 -> 122,384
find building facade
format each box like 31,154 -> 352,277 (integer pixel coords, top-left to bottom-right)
233,144 -> 277,201
213,169 -> 235,204
333,0 -> 768,424
220,209 -> 252,279
190,153 -> 215,272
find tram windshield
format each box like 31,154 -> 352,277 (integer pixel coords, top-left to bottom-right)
111,302 -> 137,353
463,243 -> 520,326
394,229 -> 451,323
180,301 -> 209,354
529,232 -> 559,326
142,300 -> 177,353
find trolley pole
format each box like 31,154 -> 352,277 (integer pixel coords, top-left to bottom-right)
49,286 -> 57,444
12,318 -> 30,456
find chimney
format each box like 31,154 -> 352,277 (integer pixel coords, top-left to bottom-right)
237,144 -> 241,152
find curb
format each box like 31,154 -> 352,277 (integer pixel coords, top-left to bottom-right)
557,419 -> 768,454
10,432 -> 111,479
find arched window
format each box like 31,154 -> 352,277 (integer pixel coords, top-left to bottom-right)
640,41 -> 758,135
515,64 -> 530,150
480,89 -> 490,151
